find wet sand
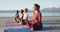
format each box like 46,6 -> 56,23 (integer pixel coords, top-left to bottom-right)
0,16 -> 60,32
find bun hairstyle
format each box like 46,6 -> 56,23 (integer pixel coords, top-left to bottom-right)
34,4 -> 40,9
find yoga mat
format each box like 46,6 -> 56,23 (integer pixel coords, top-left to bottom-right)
4,26 -> 60,32
6,23 -> 21,27
4,28 -> 31,32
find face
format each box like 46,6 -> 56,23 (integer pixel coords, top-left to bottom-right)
24,9 -> 28,13
33,5 -> 37,10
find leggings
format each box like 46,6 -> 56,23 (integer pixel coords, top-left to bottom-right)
26,22 -> 42,30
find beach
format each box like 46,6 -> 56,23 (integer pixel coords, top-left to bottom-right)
0,0 -> 60,32
0,16 -> 60,32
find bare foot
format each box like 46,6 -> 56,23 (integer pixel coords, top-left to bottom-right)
19,22 -> 22,25
31,28 -> 34,31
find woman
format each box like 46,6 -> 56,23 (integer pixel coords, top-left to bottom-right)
15,10 -> 20,23
27,4 -> 42,30
19,9 -> 24,24
23,8 -> 28,25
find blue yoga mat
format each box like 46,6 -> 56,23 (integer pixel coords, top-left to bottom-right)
4,26 -> 60,32
4,28 -> 31,32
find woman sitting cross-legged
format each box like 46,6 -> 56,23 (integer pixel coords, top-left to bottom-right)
19,9 -> 24,24
26,4 -> 42,31
22,8 -> 28,25
15,10 -> 20,23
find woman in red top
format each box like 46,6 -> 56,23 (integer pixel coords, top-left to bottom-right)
27,4 -> 42,30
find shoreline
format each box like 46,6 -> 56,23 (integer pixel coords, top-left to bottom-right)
0,16 -> 60,20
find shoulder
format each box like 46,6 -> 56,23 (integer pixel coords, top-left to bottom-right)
36,11 -> 39,14
37,12 -> 41,16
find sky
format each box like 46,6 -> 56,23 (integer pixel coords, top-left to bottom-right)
0,0 -> 60,10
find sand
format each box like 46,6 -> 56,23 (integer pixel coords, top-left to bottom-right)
0,16 -> 60,32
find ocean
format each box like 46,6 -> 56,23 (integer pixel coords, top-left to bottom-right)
0,10 -> 60,17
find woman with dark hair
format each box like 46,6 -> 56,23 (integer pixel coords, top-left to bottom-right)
15,10 -> 20,23
19,9 -> 24,24
23,8 -> 28,25
27,4 -> 42,30
19,9 -> 24,20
